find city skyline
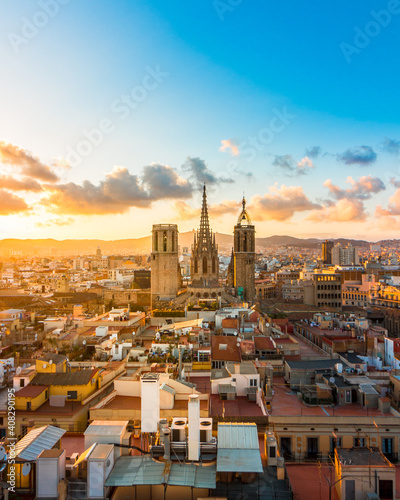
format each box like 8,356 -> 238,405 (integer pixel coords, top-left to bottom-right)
1,1 -> 400,241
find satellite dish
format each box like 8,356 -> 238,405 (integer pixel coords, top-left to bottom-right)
49,360 -> 53,365
0,446 -> 5,461
22,463 -> 31,476
42,364 -> 47,369
16,367 -> 22,376
329,377 -> 335,384
83,340 -> 86,345
106,459 -> 111,467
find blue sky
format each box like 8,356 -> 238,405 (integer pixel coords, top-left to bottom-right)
0,0 -> 400,240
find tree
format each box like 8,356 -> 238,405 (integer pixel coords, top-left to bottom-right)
129,303 -> 145,312
167,344 -> 174,362
106,299 -> 116,311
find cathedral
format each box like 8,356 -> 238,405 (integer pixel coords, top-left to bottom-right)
151,185 -> 256,305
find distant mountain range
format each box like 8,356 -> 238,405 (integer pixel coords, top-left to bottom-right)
0,232 -> 379,257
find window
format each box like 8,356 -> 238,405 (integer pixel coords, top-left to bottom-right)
330,436 -> 342,452
382,437 -> 393,457
307,437 -> 319,457
67,390 -> 78,400
20,379 -> 25,388
354,437 -> 365,447
249,379 -> 257,387
45,390 -> 48,399
26,402 -> 31,410
345,390 -> 351,403
163,231 -> 167,252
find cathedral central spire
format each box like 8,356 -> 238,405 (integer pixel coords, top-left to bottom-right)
198,184 -> 211,249
190,184 -> 219,285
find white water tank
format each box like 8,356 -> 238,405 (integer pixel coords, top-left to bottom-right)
335,363 -> 343,374
87,444 -> 114,499
36,449 -> 66,498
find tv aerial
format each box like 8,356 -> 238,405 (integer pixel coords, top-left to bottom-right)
22,463 -> 31,476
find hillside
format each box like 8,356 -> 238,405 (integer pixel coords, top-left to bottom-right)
0,233 -> 374,256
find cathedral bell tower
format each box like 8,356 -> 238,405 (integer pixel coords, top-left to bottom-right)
151,224 -> 180,304
233,197 -> 255,301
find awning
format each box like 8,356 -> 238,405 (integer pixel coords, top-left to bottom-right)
168,463 -> 216,489
218,384 -> 236,394
217,449 -> 263,473
105,456 -> 217,488
72,444 -> 96,468
15,425 -> 66,461
245,387 -> 258,394
105,456 -> 164,487
217,423 -> 263,473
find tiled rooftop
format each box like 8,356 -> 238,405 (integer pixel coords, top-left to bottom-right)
254,336 -> 275,350
15,385 -> 47,398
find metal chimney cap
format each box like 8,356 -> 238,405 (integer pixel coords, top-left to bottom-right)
162,428 -> 171,435
189,394 -> 199,401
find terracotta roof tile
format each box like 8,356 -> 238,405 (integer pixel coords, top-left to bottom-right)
211,336 -> 241,362
15,385 -> 47,398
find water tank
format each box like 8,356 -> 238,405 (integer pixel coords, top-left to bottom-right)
335,363 -> 343,374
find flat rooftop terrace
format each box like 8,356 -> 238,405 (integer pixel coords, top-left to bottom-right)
98,395 -> 209,412
270,377 -> 388,418
292,334 -> 329,358
287,464 -> 400,500
186,375 -> 211,393
210,395 -> 264,418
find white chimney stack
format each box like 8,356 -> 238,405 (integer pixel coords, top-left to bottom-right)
188,394 -> 200,461
140,373 -> 160,433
